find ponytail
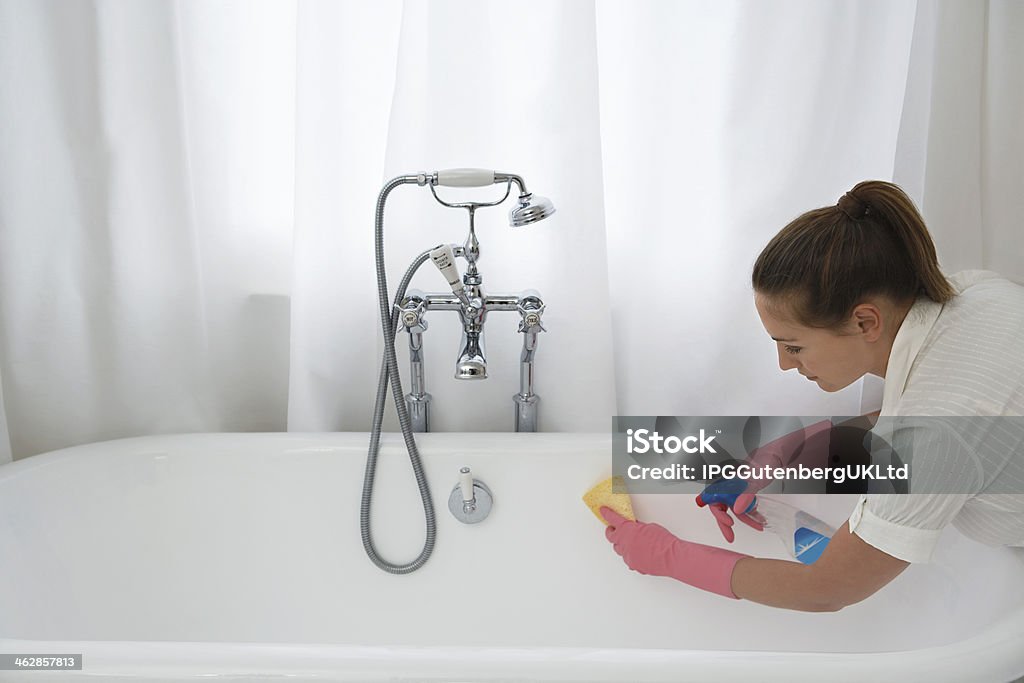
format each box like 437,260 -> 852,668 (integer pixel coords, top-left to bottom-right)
752,180 -> 955,328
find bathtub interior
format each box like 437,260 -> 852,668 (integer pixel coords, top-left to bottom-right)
1,432 -> 1022,655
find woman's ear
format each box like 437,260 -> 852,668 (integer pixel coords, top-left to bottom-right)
851,303 -> 883,341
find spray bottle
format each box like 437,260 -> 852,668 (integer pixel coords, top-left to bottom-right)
698,486 -> 835,564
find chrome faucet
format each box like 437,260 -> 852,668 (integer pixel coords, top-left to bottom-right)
360,169 -> 553,576
396,169 -> 555,432
515,291 -> 546,432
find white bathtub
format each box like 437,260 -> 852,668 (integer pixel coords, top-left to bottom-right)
1,432 -> 1023,682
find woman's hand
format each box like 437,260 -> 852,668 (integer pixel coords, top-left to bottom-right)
600,507 -> 748,598
697,419 -> 834,541
601,507 -> 682,577
696,479 -> 765,543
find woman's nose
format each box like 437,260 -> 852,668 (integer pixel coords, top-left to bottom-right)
777,347 -> 800,371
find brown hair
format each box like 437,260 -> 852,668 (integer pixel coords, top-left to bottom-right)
751,180 -> 955,328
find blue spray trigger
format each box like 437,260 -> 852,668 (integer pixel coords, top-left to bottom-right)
698,479 -> 757,515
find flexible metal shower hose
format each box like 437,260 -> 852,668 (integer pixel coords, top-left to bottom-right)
360,175 -> 437,573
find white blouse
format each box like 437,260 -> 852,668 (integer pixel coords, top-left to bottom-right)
848,271 -> 1024,563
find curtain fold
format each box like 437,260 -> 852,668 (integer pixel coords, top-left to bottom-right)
287,0 -> 403,431
1,0 -> 1021,460
597,0 -> 918,416
0,0 -> 213,459
895,0 -> 1024,283
0,0 -> 296,459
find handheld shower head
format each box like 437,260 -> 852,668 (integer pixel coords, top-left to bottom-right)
429,169 -> 556,227
509,193 -> 556,227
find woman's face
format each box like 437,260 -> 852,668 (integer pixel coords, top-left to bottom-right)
754,292 -> 885,392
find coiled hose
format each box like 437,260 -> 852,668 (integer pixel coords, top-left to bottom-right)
360,175 -> 437,574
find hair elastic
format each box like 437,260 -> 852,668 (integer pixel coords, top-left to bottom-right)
837,191 -> 870,220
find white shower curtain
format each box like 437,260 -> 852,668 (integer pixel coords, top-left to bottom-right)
1,0 -> 1021,462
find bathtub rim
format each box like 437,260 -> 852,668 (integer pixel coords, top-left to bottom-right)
2,606 -> 1024,682
0,430 -> 613,473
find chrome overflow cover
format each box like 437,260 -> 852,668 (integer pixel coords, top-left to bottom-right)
449,466 -> 493,524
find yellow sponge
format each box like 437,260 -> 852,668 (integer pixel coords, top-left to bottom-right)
582,476 -> 636,525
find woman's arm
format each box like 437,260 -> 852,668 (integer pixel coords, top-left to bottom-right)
730,521 -> 909,611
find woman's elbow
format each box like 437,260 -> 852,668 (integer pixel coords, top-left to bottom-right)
804,600 -> 843,613
799,596 -> 847,612
813,599 -> 852,613
803,573 -> 882,612
809,587 -> 878,612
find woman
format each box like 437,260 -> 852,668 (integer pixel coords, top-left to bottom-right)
601,180 -> 1024,611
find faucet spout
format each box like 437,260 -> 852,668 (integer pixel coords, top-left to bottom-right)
456,329 -> 487,379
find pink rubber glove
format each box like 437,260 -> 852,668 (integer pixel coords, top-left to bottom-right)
704,497 -> 765,544
600,507 -> 749,599
700,418 -> 833,542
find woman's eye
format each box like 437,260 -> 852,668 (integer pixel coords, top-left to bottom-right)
784,345 -> 802,355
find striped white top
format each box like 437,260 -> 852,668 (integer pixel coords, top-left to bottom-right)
848,271 -> 1024,563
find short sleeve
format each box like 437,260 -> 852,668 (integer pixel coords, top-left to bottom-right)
849,493 -> 970,563
848,418 -> 983,563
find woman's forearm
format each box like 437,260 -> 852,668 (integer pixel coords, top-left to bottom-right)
730,557 -> 840,612
729,522 -> 909,611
